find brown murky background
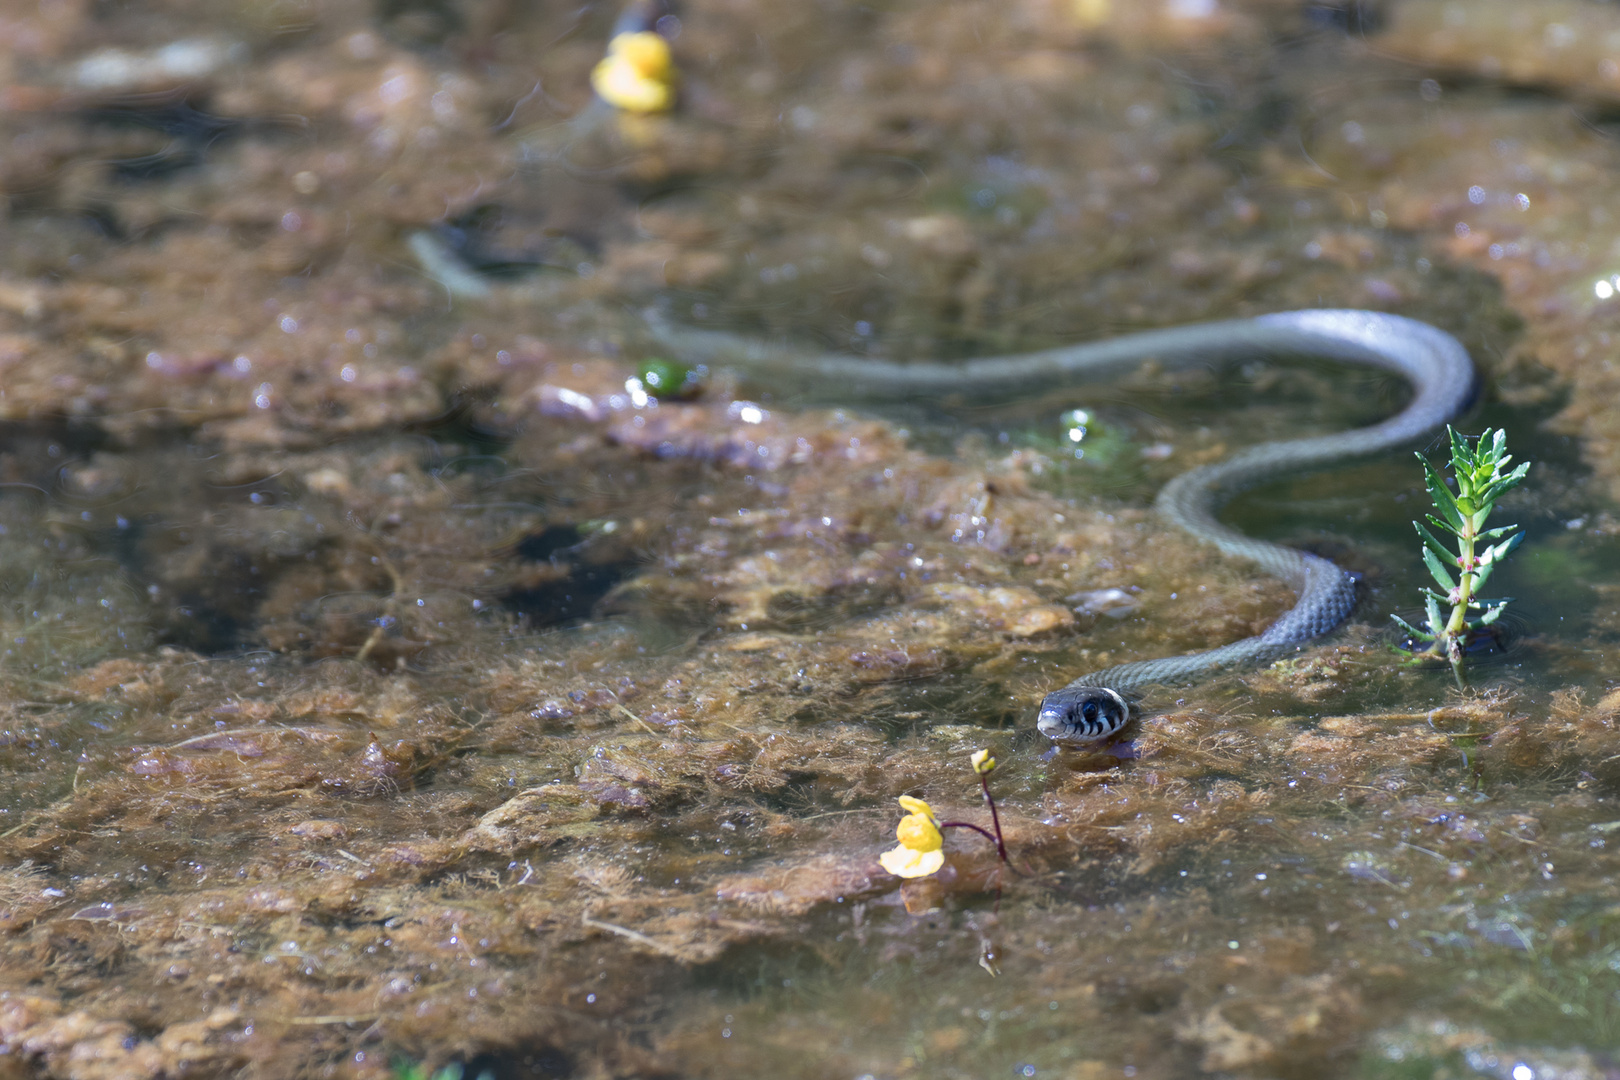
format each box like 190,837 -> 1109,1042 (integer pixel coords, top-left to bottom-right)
6,1 -> 1620,1077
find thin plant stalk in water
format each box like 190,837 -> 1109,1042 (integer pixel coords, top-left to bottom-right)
1392,426 -> 1528,689
942,749 -> 1009,862
878,750 -> 1021,974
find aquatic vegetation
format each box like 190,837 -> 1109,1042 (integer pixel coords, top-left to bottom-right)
591,31 -> 678,114
392,1061 -> 490,1080
965,748 -> 1010,864
636,356 -> 706,399
7,0 -> 1620,1074
880,751 -> 1012,880
879,795 -> 945,878
1049,408 -> 1127,466
1392,426 -> 1529,687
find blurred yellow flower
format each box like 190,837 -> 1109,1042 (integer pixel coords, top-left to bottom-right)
880,796 -> 944,878
970,749 -> 996,775
591,32 -> 676,114
1073,0 -> 1110,27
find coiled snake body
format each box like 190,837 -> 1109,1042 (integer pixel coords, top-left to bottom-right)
647,310 -> 1475,745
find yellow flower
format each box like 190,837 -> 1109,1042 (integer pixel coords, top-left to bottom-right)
898,795 -> 933,818
1073,0 -> 1111,27
880,796 -> 945,878
591,32 -> 676,114
970,749 -> 996,775
615,32 -> 673,81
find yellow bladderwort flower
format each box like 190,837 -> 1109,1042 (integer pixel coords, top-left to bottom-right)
1073,0 -> 1110,27
591,31 -> 676,114
879,795 -> 945,878
970,749 -> 996,775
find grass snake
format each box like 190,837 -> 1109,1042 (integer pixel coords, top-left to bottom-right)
645,309 -> 1475,745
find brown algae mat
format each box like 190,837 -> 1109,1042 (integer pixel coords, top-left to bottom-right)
5,1 -> 1620,1078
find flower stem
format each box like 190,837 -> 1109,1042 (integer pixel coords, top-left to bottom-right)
979,770 -> 1007,862
941,774 -> 1033,880
939,821 -> 1002,848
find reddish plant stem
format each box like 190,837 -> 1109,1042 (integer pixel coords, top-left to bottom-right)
979,771 -> 1008,862
941,776 -> 1034,880
939,821 -> 1000,847
934,773 -> 1010,857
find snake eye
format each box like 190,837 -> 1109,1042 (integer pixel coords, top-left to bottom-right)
1081,701 -> 1098,723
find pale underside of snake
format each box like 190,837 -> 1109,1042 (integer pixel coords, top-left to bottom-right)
644,309 -> 1476,746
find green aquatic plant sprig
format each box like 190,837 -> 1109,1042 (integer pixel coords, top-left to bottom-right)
391,1060 -> 492,1080
1392,425 -> 1528,688
635,356 -> 706,399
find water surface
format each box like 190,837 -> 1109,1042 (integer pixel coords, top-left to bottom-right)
4,3 -> 1620,1079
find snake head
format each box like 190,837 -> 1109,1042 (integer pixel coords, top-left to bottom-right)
1037,686 -> 1130,744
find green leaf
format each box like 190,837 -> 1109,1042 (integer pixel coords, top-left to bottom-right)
1414,519 -> 1454,561
1422,546 -> 1457,592
1483,531 -> 1524,563
1424,513 -> 1462,539
1421,457 -> 1465,531
1471,533 -> 1522,594
1481,462 -> 1529,502
1425,592 -> 1447,638
1391,612 -> 1436,641
1448,426 -> 1471,477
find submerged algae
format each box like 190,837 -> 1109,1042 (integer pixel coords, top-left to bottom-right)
3,0 -> 1620,1077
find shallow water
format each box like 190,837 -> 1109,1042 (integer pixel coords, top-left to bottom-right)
8,2 -> 1620,1079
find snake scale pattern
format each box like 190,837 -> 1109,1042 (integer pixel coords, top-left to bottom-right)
646,309 -> 1476,745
